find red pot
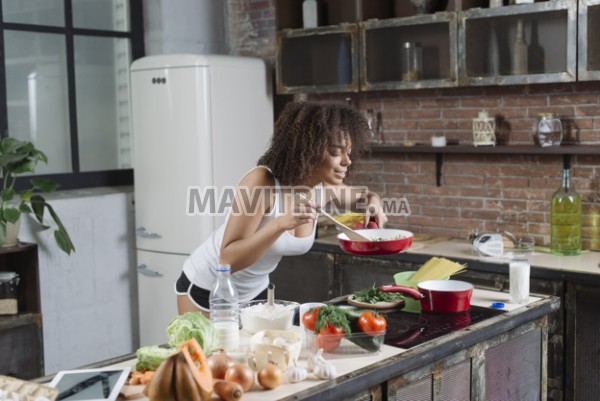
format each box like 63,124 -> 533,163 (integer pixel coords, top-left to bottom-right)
337,229 -> 413,256
380,280 -> 474,313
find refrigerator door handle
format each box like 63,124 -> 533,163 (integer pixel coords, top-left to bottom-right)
137,264 -> 164,277
136,227 -> 162,238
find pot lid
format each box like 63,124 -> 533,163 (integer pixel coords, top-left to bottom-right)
0,271 -> 18,282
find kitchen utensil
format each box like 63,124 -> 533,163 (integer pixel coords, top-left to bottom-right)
380,279 -> 474,313
320,209 -> 371,241
346,295 -> 405,310
337,229 -> 413,255
472,233 -> 504,257
266,283 -> 276,319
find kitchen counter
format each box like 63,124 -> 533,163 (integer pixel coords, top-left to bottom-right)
52,289 -> 558,401
313,234 -> 600,282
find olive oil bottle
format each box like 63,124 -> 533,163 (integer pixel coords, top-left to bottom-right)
551,160 -> 582,255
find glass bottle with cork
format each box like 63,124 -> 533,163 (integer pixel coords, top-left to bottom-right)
551,157 -> 582,256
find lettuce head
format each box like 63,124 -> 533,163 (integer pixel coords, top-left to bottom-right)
166,312 -> 219,355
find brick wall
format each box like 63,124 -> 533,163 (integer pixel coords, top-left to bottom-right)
228,1 -> 600,249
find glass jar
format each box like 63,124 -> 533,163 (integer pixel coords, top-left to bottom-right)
536,113 -> 562,147
0,271 -> 20,315
401,42 -> 422,81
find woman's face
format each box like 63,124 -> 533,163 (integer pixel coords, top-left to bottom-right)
312,136 -> 352,186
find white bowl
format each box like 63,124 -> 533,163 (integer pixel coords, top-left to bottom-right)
240,300 -> 299,334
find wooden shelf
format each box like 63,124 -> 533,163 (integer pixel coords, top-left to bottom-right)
370,144 -> 600,155
369,144 -> 600,186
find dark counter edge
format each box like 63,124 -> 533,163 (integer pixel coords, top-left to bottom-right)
279,295 -> 560,401
311,240 -> 600,285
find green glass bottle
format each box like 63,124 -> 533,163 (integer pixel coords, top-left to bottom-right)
551,162 -> 582,256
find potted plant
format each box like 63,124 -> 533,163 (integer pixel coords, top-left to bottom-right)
0,137 -> 75,254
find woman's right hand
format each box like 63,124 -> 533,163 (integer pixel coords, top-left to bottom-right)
276,197 -> 319,231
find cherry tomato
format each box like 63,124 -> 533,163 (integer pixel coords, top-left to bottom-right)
358,311 -> 387,336
314,323 -> 345,352
302,307 -> 320,332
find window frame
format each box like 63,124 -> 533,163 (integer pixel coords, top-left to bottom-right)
0,0 -> 144,191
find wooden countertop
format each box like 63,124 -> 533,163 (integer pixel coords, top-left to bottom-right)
89,289 -> 554,401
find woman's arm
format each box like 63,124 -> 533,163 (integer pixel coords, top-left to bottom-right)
219,168 -> 317,271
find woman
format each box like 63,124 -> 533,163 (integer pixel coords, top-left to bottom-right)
175,101 -> 387,314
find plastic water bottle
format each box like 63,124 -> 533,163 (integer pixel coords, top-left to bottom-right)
209,264 -> 240,352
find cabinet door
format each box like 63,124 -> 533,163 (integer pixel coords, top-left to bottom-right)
459,1 -> 577,86
361,13 -> 459,91
276,25 -> 359,94
578,0 -> 600,80
137,250 -> 186,346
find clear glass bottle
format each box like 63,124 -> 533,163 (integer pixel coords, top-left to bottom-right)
551,164 -> 582,256
536,112 -> 562,147
209,264 -> 240,351
512,18 -> 528,75
401,42 -> 422,81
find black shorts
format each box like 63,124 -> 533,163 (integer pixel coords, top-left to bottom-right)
175,272 -> 269,310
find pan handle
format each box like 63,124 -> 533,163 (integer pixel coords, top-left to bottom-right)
379,284 -> 423,300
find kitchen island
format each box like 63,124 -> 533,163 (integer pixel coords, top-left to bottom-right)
270,236 -> 600,401
60,289 -> 558,401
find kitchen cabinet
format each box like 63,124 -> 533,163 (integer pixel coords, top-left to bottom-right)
0,243 -> 43,379
275,0 -> 586,94
577,0 -> 600,80
459,1 -> 576,86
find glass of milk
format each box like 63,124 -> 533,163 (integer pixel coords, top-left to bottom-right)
509,236 -> 535,304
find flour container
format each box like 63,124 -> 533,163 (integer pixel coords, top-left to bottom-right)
0,271 -> 19,315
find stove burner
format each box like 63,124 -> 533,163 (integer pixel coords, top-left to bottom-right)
383,305 -> 505,349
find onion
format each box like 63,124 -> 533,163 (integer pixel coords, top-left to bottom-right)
208,349 -> 236,380
257,362 -> 283,389
224,363 -> 255,392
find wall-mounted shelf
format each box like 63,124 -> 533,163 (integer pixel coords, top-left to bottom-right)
369,144 -> 600,186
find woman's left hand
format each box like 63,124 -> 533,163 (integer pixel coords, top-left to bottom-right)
364,193 -> 387,228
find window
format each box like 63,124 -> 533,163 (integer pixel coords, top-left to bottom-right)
0,0 -> 144,189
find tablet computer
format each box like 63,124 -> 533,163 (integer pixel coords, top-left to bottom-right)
49,367 -> 131,401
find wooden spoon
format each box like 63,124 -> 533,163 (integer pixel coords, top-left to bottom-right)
319,209 -> 372,241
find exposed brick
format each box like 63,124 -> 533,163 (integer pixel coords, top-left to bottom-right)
550,93 -> 598,105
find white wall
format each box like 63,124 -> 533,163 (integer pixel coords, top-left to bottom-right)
19,187 -> 138,374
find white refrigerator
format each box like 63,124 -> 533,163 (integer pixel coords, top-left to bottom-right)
130,54 -> 273,346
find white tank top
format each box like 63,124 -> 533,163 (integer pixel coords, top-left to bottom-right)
182,166 -> 321,302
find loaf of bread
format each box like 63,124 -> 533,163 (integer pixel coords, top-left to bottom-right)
0,375 -> 58,401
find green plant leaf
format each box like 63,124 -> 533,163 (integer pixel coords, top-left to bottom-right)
3,207 -> 20,224
30,177 -> 59,192
18,203 -> 32,214
20,189 -> 33,202
1,188 -> 16,203
54,228 -> 75,254
30,194 -> 46,225
0,220 -> 6,247
9,159 -> 37,174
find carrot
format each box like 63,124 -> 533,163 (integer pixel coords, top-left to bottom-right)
213,379 -> 244,401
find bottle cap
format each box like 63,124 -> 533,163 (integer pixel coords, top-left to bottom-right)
491,302 -> 505,309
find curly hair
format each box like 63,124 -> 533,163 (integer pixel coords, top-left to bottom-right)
257,101 -> 370,186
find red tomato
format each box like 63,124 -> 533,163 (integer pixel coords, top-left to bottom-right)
358,312 -> 387,336
314,323 -> 345,352
302,307 -> 320,332
366,221 -> 379,229
348,221 -> 363,230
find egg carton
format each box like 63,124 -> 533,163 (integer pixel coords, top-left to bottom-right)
0,375 -> 58,401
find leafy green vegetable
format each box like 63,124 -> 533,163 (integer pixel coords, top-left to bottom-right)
314,305 -> 351,334
135,345 -> 176,371
352,287 -> 404,304
166,312 -> 219,355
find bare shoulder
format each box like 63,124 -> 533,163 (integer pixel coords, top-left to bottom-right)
237,166 -> 276,188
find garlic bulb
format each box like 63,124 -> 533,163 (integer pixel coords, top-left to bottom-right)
285,361 -> 308,383
313,361 -> 336,380
307,348 -> 326,372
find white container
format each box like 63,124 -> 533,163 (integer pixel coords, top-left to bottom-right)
509,259 -> 530,304
302,0 -> 318,28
